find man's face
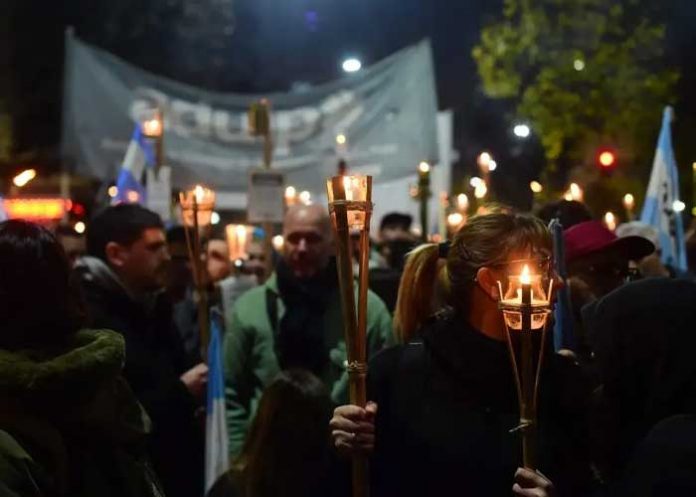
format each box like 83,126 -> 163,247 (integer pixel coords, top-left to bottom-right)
243,242 -> 266,280
109,228 -> 170,293
207,239 -> 232,283
283,209 -> 332,279
569,250 -> 629,300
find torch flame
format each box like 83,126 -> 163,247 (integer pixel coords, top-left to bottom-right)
520,264 -> 531,285
194,185 -> 205,203
343,176 -> 354,201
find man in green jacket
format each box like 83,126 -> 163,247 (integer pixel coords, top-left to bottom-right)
223,204 -> 393,456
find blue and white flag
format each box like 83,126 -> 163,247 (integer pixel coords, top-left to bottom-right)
640,106 -> 687,271
112,125 -> 156,205
549,219 -> 575,352
205,317 -> 229,494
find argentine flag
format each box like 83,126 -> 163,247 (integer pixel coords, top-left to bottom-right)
640,106 -> 687,272
113,124 -> 156,205
205,317 -> 229,494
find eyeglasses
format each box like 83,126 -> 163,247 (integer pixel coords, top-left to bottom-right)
491,255 -> 554,279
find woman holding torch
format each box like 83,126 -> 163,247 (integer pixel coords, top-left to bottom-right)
330,213 -> 594,497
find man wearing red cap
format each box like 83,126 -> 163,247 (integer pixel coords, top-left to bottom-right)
563,220 -> 655,360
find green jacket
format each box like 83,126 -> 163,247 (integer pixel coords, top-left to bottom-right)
223,273 -> 393,456
0,329 -> 164,497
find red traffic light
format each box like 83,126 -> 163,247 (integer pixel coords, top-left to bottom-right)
598,150 -> 616,168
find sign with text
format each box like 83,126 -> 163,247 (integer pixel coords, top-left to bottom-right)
247,169 -> 285,223
62,34 -> 439,193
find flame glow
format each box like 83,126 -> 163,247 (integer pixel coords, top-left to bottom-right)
520,264 -> 531,285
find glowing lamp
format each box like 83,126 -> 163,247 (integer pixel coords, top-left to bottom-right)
272,235 -> 285,252
179,185 -> 216,228
498,264 -> 553,331
226,224 -> 253,263
599,151 -> 616,168
327,175 -> 371,230
497,262 -> 554,470
285,186 -> 298,206
142,115 -> 163,138
299,190 -> 312,205
474,182 -> 488,199
604,211 -> 616,231
623,194 -> 635,210
13,169 -> 37,188
456,193 -> 469,212
447,212 -> 465,230
530,181 -> 543,194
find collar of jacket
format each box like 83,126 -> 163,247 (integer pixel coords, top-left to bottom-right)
75,256 -> 135,300
0,329 -> 151,441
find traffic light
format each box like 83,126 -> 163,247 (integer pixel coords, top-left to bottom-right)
597,149 -> 617,174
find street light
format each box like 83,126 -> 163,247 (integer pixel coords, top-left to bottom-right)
530,181 -> 543,194
513,124 -> 531,138
13,169 -> 37,188
342,57 -> 362,73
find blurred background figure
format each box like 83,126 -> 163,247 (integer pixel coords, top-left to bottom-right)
368,212 -> 419,313
536,200 -> 593,231
166,225 -> 193,305
586,278 -> 696,496
76,204 -> 206,497
616,221 -> 671,278
209,369 -> 347,497
0,220 -> 163,496
564,220 -> 654,363
224,204 -> 392,456
55,222 -> 86,267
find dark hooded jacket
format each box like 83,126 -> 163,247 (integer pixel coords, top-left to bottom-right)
0,329 -> 164,497
74,256 -> 204,497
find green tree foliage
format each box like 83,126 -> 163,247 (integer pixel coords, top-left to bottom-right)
473,0 -> 678,183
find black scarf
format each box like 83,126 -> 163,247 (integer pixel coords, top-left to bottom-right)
274,258 -> 339,375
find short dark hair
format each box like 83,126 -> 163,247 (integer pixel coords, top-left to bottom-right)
87,204 -> 163,261
0,220 -> 84,349
380,212 -> 413,232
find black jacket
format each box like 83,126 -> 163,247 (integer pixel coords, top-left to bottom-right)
368,310 -> 594,497
75,257 -> 204,497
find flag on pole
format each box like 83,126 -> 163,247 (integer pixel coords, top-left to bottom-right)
113,124 -> 156,205
205,316 -> 229,494
549,218 -> 575,352
640,106 -> 687,272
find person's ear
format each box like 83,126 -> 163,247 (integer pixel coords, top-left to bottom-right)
476,267 -> 500,300
105,241 -> 128,268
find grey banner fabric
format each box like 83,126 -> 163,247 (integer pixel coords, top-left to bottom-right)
62,34 -> 439,192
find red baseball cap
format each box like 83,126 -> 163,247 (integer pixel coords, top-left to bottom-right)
564,220 -> 655,264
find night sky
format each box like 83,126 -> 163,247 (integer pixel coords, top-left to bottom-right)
2,0 -> 696,206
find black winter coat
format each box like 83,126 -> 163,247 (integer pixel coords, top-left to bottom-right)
76,263 -> 204,497
368,310 -> 594,497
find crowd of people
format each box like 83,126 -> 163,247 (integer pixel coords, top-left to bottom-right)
1,198 -> 696,497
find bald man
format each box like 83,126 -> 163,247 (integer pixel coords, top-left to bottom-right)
223,204 -> 393,456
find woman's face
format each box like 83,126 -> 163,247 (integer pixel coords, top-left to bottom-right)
485,248 -> 558,302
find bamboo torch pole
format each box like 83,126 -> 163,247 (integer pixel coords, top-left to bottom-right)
328,175 -> 372,497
